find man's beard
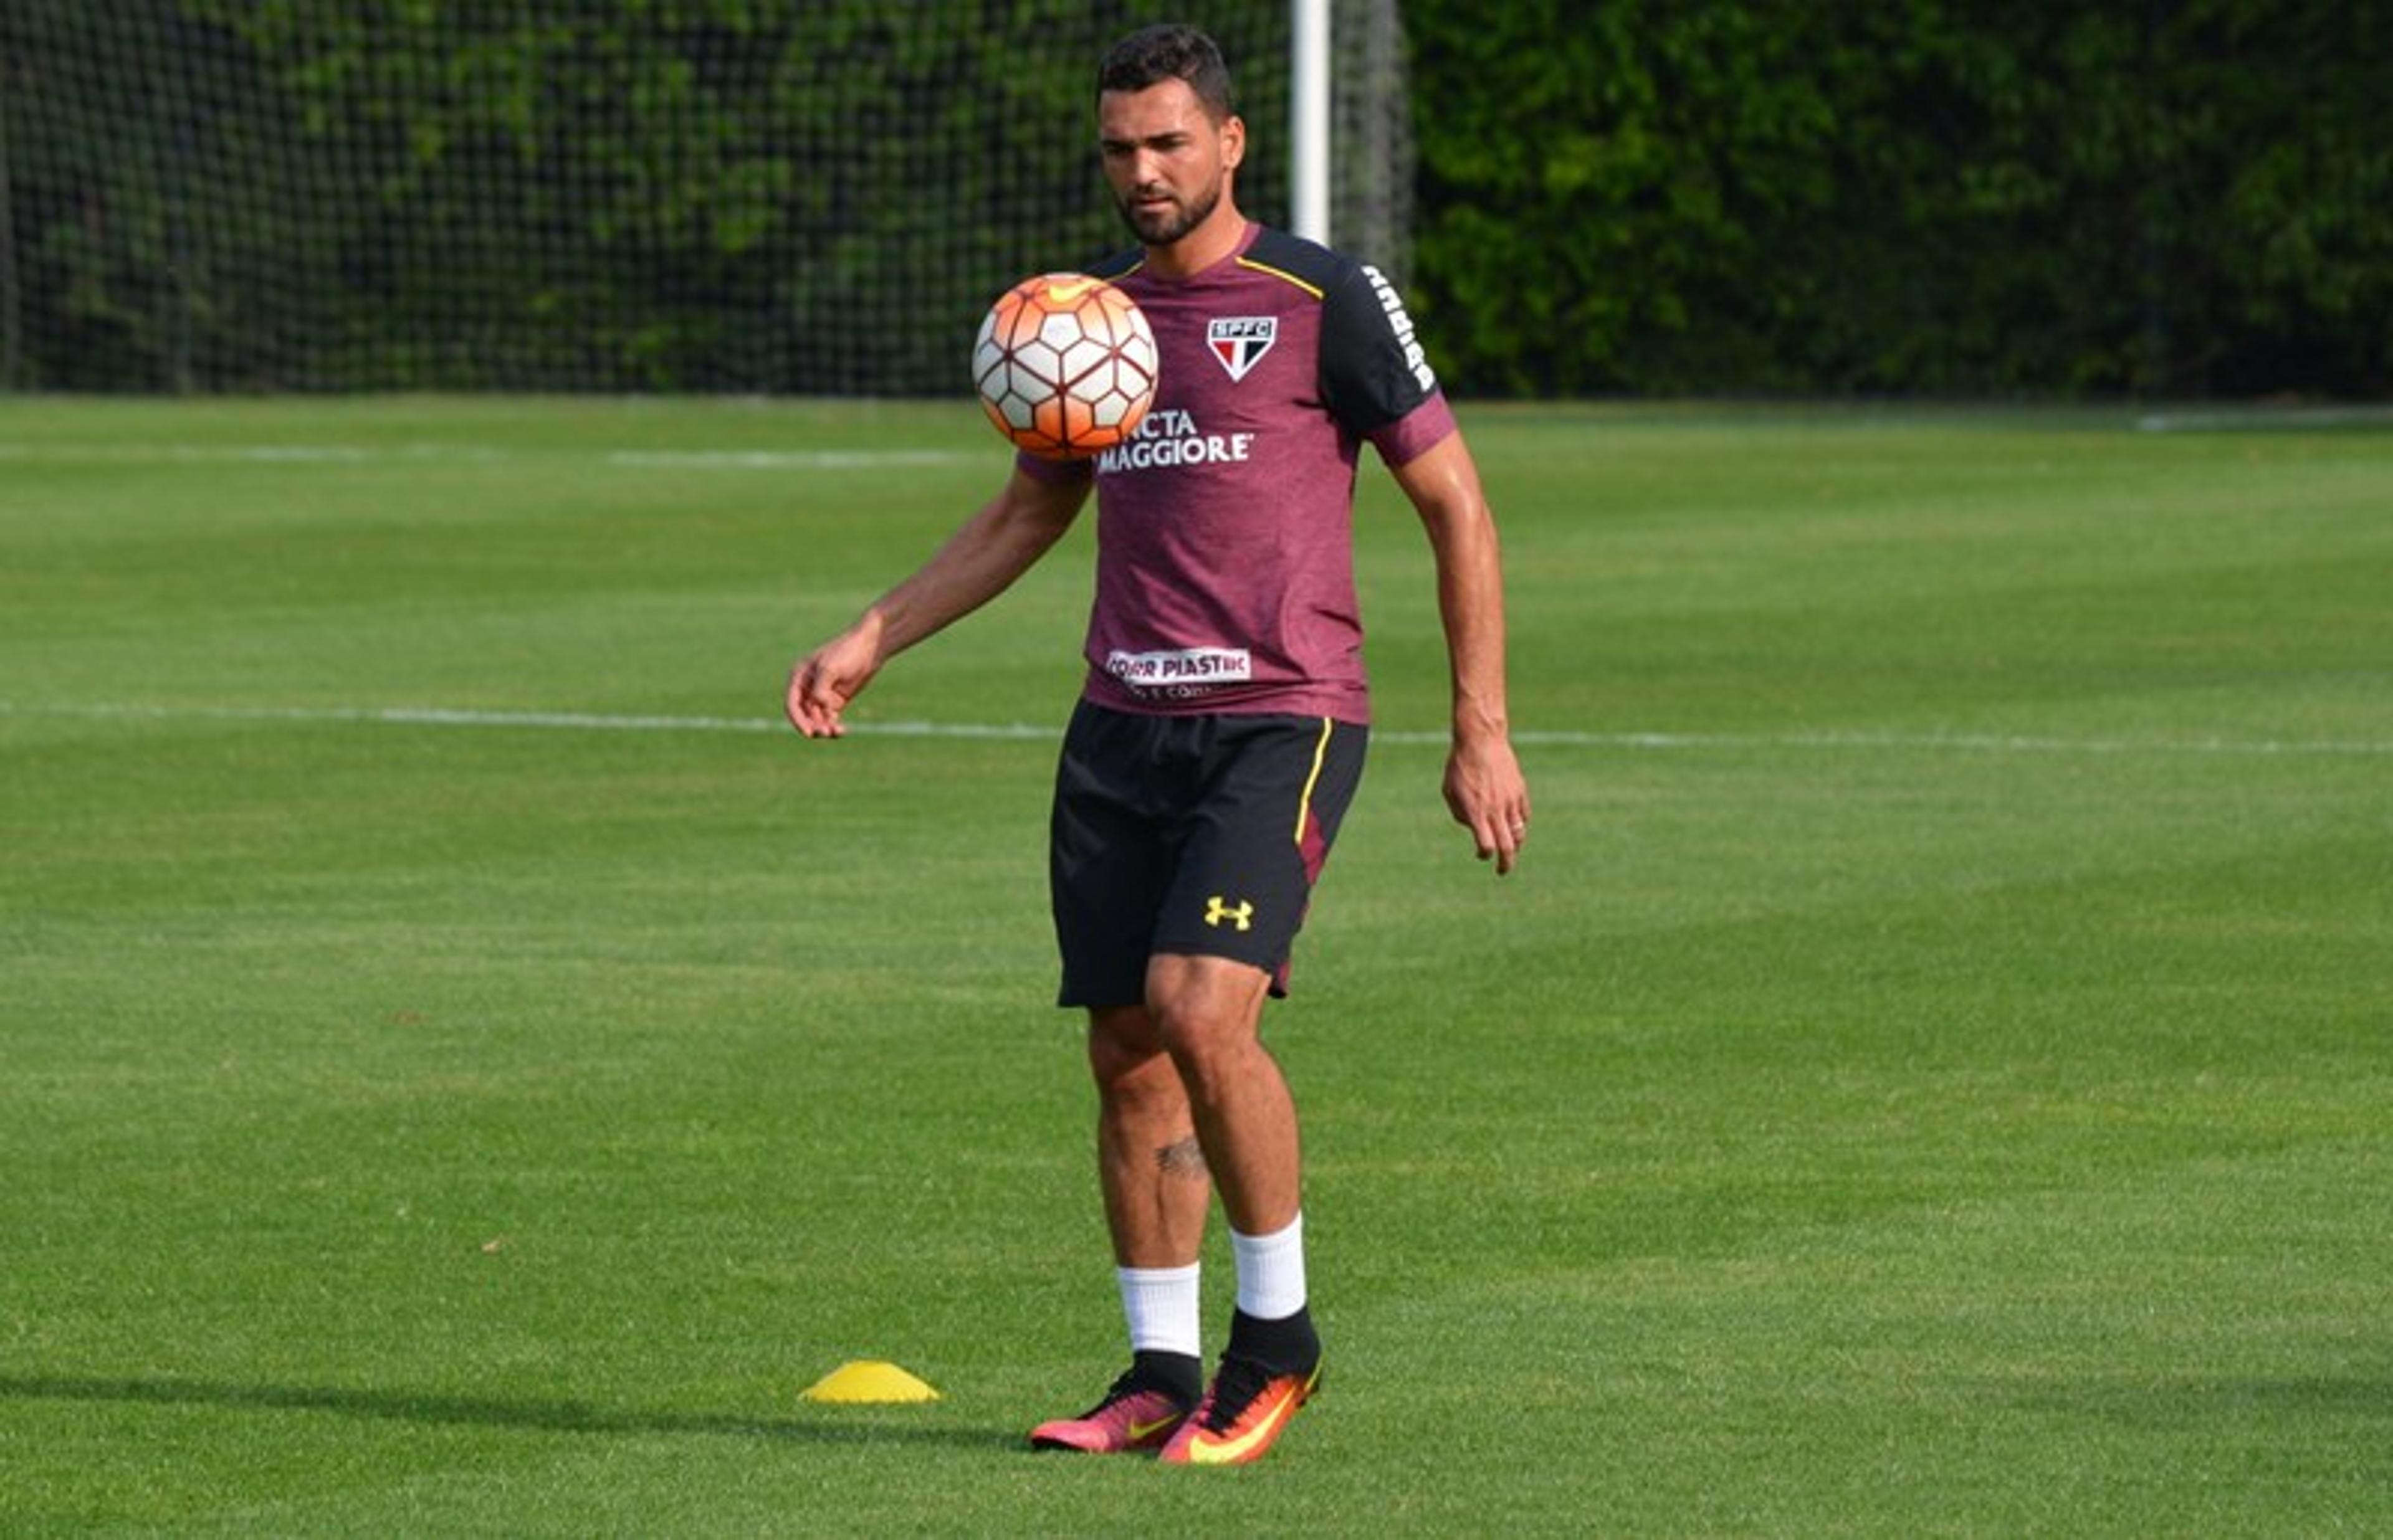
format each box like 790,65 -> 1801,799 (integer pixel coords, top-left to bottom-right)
1114,176 -> 1223,249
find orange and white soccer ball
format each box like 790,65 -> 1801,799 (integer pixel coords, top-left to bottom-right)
972,273 -> 1158,459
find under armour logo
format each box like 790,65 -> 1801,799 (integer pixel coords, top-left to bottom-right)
1204,896 -> 1254,931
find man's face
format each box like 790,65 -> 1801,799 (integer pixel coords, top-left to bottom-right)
1097,79 -> 1244,249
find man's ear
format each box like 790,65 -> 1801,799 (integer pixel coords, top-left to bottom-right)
1220,113 -> 1246,172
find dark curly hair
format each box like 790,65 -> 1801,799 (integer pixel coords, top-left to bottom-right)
1096,24 -> 1236,121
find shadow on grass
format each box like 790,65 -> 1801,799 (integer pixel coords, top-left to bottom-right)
0,1372 -> 1013,1450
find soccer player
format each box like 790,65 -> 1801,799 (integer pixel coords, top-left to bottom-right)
785,22 -> 1529,1466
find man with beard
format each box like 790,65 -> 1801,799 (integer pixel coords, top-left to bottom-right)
786,22 -> 1528,1466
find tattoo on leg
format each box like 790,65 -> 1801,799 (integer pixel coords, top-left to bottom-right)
1155,1135 -> 1208,1180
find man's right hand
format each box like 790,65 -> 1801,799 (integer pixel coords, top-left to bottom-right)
785,613 -> 886,739
781,465 -> 1091,742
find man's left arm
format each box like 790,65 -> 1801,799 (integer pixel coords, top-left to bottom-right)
1390,431 -> 1532,875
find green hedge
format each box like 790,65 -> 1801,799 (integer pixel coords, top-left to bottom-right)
1407,0 -> 2393,396
0,0 -> 1287,392
4,0 -> 2387,396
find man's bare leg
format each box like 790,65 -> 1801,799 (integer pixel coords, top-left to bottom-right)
1087,1002 -> 1211,1267
1142,952 -> 1322,1464
1029,1002 -> 1211,1452
1141,954 -> 1297,1236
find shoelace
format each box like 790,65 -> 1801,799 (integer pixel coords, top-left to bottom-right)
1197,1355 -> 1276,1432
1073,1368 -> 1147,1421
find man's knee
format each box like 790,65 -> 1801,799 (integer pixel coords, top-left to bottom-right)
1145,954 -> 1271,1072
1087,1004 -> 1171,1095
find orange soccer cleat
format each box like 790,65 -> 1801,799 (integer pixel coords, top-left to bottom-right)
1156,1355 -> 1321,1466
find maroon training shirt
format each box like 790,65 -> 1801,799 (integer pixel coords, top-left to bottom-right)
1019,222 -> 1456,723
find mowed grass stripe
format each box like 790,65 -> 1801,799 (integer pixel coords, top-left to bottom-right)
6,699 -> 2391,758
2,399 -> 2389,1533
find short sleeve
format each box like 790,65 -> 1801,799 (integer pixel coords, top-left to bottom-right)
1367,392 -> 1457,469
1319,262 -> 1443,439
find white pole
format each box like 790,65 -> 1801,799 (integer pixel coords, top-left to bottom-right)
1291,0 -> 1332,245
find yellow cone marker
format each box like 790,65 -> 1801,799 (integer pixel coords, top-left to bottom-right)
803,1360 -> 941,1404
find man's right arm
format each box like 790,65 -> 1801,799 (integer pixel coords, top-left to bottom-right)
786,463 -> 1092,738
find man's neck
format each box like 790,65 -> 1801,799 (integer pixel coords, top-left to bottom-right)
1144,207 -> 1248,281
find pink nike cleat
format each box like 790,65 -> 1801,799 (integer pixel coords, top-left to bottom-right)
1029,1370 -> 1194,1454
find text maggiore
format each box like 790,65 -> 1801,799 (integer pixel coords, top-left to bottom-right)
1095,408 -> 1255,473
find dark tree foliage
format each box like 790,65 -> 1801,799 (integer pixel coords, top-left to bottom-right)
0,0 -> 1289,392
1407,0 -> 2393,397
2,0 -> 2384,394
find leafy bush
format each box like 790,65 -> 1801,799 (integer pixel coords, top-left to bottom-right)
3,0 -> 2384,394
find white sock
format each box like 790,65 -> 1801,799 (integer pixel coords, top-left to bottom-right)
1118,1263 -> 1202,1359
1230,1212 -> 1307,1321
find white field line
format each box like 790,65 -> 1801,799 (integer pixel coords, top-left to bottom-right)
604,449 -> 967,470
0,443 -> 968,470
4,700 -> 2390,758
2136,406 -> 2393,434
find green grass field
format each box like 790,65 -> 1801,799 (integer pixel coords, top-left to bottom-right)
3,396 -> 2389,1534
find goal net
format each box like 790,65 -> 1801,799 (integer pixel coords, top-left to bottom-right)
0,0 -> 1412,395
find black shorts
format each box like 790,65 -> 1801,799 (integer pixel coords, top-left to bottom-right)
1051,701 -> 1368,1008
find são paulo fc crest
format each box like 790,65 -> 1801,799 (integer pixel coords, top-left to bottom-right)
1206,316 -> 1278,381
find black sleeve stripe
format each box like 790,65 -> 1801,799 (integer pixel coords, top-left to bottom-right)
1235,254 -> 1327,300
1236,227 -> 1439,435
1318,257 -> 1441,436
1240,227 -> 1347,298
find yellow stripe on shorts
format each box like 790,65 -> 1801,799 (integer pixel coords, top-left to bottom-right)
1294,717 -> 1334,845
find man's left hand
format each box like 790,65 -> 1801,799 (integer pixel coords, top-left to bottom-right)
1444,734 -> 1531,876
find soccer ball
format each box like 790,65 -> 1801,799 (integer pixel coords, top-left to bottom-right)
972,273 -> 1158,459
